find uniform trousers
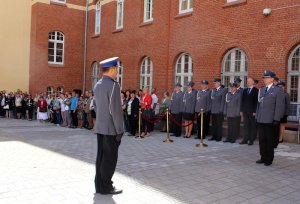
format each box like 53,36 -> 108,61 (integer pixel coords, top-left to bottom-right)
274,124 -> 280,148
95,134 -> 121,193
258,123 -> 275,164
196,112 -> 210,138
171,113 -> 182,136
211,113 -> 224,141
242,112 -> 257,142
226,117 -> 239,142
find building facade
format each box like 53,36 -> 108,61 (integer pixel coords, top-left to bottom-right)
29,0 -> 300,119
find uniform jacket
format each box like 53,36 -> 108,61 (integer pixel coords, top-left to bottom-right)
182,91 -> 196,114
195,89 -> 211,113
224,92 -> 242,117
211,87 -> 227,114
93,75 -> 124,135
242,87 -> 258,114
256,85 -> 285,124
170,91 -> 183,114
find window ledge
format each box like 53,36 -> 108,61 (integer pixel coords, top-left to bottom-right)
223,0 -> 247,8
174,11 -> 193,19
112,28 -> 123,33
139,21 -> 153,27
48,63 -> 64,68
50,1 -> 67,7
91,34 -> 100,39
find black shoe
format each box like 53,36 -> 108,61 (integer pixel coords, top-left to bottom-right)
248,141 -> 253,145
239,141 -> 247,144
99,188 -> 123,195
264,163 -> 272,166
175,135 -> 181,137
215,139 -> 221,142
208,137 -> 215,141
256,159 -> 264,164
223,140 -> 230,143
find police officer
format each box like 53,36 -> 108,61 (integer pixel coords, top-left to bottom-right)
94,57 -> 124,194
256,70 -> 284,166
170,83 -> 184,137
223,83 -> 242,143
195,80 -> 211,139
234,78 -> 243,139
210,78 -> 227,141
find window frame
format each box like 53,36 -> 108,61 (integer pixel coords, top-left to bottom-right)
140,57 -> 153,90
143,0 -> 153,23
116,0 -> 124,30
91,62 -> 100,89
117,61 -> 123,88
175,53 -> 193,90
48,31 -> 64,65
95,1 -> 101,35
47,87 -> 54,95
57,87 -> 64,94
179,0 -> 193,14
50,0 -> 66,4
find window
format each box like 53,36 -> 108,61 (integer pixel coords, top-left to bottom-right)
48,31 -> 64,64
227,0 -> 238,2
57,87 -> 63,94
116,0 -> 124,29
287,44 -> 300,121
179,0 -> 193,14
117,61 -> 123,88
47,87 -> 54,95
140,57 -> 153,90
175,53 -> 193,90
91,62 -> 100,89
222,48 -> 248,87
51,0 -> 66,4
144,0 -> 153,22
95,1 -> 101,34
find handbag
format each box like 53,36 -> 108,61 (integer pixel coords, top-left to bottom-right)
3,105 -> 9,110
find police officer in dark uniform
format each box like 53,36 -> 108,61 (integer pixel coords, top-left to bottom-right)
170,83 -> 184,137
195,80 -> 211,139
210,78 -> 227,141
256,70 -> 284,166
234,78 -> 243,139
94,57 -> 124,195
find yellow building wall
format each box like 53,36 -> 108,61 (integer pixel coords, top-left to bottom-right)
0,0 -> 31,92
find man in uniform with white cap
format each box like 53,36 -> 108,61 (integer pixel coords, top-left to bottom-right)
256,70 -> 284,166
93,57 -> 124,194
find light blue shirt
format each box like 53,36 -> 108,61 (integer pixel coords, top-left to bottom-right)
70,97 -> 78,111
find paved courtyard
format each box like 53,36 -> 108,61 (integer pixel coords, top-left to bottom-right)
0,119 -> 300,204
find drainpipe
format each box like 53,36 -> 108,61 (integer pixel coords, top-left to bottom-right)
166,0 -> 172,91
83,0 -> 89,93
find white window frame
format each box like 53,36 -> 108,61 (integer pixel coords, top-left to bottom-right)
57,87 -> 63,94
175,53 -> 193,90
287,44 -> 300,121
50,0 -> 66,4
221,48 -> 248,88
95,1 -> 101,35
227,0 -> 238,3
48,31 -> 64,65
144,0 -> 153,22
140,57 -> 153,90
116,0 -> 124,29
47,87 -> 54,95
91,62 -> 100,89
117,61 -> 123,88
179,0 -> 193,14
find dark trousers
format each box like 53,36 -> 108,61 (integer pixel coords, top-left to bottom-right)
196,112 -> 211,138
211,113 -> 224,141
258,123 -> 275,164
141,119 -> 151,133
172,113 -> 182,136
28,108 -> 33,120
242,113 -> 257,142
71,110 -> 78,127
55,111 -> 61,125
274,124 -> 280,148
82,112 -> 88,128
226,117 -> 239,142
95,134 -> 120,193
128,115 -> 137,136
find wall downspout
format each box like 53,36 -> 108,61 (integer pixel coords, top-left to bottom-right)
83,0 -> 89,93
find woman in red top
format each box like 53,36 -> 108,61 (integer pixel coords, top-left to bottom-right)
37,97 -> 48,122
140,87 -> 152,137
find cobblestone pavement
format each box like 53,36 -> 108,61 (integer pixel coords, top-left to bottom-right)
0,118 -> 300,204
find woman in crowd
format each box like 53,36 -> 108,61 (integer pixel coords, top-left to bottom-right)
159,91 -> 170,132
64,93 -> 72,128
9,93 -> 16,119
182,82 -> 196,138
53,95 -> 61,126
140,87 -> 152,137
121,91 -> 130,134
4,94 -> 11,118
77,95 -> 84,128
26,95 -> 34,121
37,97 -> 48,122
127,90 -> 139,136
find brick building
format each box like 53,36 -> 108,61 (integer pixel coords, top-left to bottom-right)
29,0 -> 300,119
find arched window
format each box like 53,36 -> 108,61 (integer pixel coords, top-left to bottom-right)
48,31 -> 64,64
140,57 -> 153,89
222,48 -> 248,87
57,87 -> 63,94
175,53 -> 193,90
287,44 -> 300,121
117,61 -> 123,88
91,62 -> 100,89
47,86 -> 54,95
95,1 -> 101,34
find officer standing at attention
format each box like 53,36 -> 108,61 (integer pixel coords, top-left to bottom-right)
210,78 -> 227,141
223,83 -> 242,143
256,70 -> 284,166
170,83 -> 184,137
94,57 -> 124,195
194,80 -> 211,139
234,78 -> 243,139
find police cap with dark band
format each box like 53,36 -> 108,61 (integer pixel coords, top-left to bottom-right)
262,70 -> 276,78
187,81 -> 195,87
201,80 -> 209,85
175,82 -> 182,87
234,78 -> 242,83
213,78 -> 221,83
229,82 -> 238,88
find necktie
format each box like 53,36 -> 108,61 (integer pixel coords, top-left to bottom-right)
248,88 -> 251,94
265,87 -> 268,93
